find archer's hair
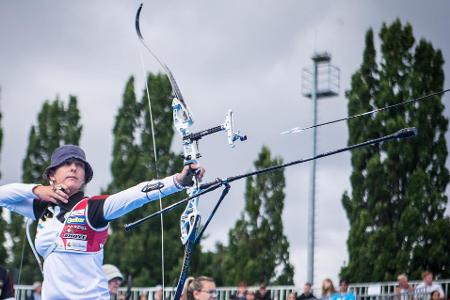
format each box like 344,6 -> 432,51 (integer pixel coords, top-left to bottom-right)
182,276 -> 215,300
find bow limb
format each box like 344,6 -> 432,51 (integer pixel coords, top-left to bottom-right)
135,4 -> 191,112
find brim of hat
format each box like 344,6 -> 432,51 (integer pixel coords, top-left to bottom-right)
107,272 -> 124,281
44,156 -> 94,183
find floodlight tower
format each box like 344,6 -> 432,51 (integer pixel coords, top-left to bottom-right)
301,52 -> 340,284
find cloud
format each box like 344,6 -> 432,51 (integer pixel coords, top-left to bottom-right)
1,0 -> 449,287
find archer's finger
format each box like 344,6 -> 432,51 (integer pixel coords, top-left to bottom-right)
46,197 -> 59,205
196,167 -> 205,180
54,186 -> 70,199
52,191 -> 69,204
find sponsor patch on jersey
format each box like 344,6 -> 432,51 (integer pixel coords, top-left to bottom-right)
63,233 -> 87,241
67,224 -> 87,231
65,239 -> 87,252
66,216 -> 86,225
71,209 -> 85,216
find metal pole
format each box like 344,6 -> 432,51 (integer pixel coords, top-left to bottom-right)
307,59 -> 318,285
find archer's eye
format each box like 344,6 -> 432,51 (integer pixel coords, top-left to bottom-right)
74,161 -> 85,168
64,158 -> 85,169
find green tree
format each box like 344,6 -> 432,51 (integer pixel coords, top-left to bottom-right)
8,96 -> 82,283
0,86 -> 7,265
218,146 -> 294,285
341,20 -> 450,282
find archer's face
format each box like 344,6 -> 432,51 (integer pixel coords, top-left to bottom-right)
49,158 -> 86,195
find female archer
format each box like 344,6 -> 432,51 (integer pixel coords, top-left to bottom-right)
0,144 -> 204,299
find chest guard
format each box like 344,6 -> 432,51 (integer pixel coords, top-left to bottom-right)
36,197 -> 109,258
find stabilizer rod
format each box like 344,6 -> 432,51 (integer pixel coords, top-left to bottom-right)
125,127 -> 417,228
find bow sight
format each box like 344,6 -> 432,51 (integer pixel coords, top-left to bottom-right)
173,98 -> 247,162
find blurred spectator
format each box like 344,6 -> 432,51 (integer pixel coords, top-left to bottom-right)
321,279 -> 336,300
27,281 -> 42,300
246,289 -> 256,300
103,264 -> 124,297
255,282 -> 271,300
139,294 -> 148,300
288,292 -> 298,300
415,271 -> 444,299
230,281 -> 247,300
182,276 -> 217,300
297,282 -> 316,300
154,284 -> 164,300
331,279 -> 355,300
430,291 -> 441,300
0,266 -> 14,300
394,274 -> 413,300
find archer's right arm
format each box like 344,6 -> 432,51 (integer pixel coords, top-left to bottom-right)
0,183 -> 39,220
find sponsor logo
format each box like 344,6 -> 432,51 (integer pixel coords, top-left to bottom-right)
63,233 -> 87,241
71,209 -> 85,216
66,239 -> 87,252
67,225 -> 87,231
66,216 -> 86,225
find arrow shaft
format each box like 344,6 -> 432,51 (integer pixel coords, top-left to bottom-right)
282,89 -> 449,134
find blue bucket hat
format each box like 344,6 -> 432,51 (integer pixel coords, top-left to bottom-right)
44,144 -> 93,183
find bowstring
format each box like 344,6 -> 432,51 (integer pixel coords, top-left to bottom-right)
17,223 -> 27,285
138,48 -> 165,292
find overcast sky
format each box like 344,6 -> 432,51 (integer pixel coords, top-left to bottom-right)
1,0 -> 449,289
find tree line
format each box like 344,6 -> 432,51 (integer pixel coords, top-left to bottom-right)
0,19 -> 448,287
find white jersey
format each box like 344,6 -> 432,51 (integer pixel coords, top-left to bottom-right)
414,282 -> 444,298
0,176 -> 182,300
43,249 -> 109,299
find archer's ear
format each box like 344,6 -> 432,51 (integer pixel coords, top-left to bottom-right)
48,170 -> 56,183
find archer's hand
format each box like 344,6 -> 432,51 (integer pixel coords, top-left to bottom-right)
33,184 -> 70,205
176,164 -> 205,187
